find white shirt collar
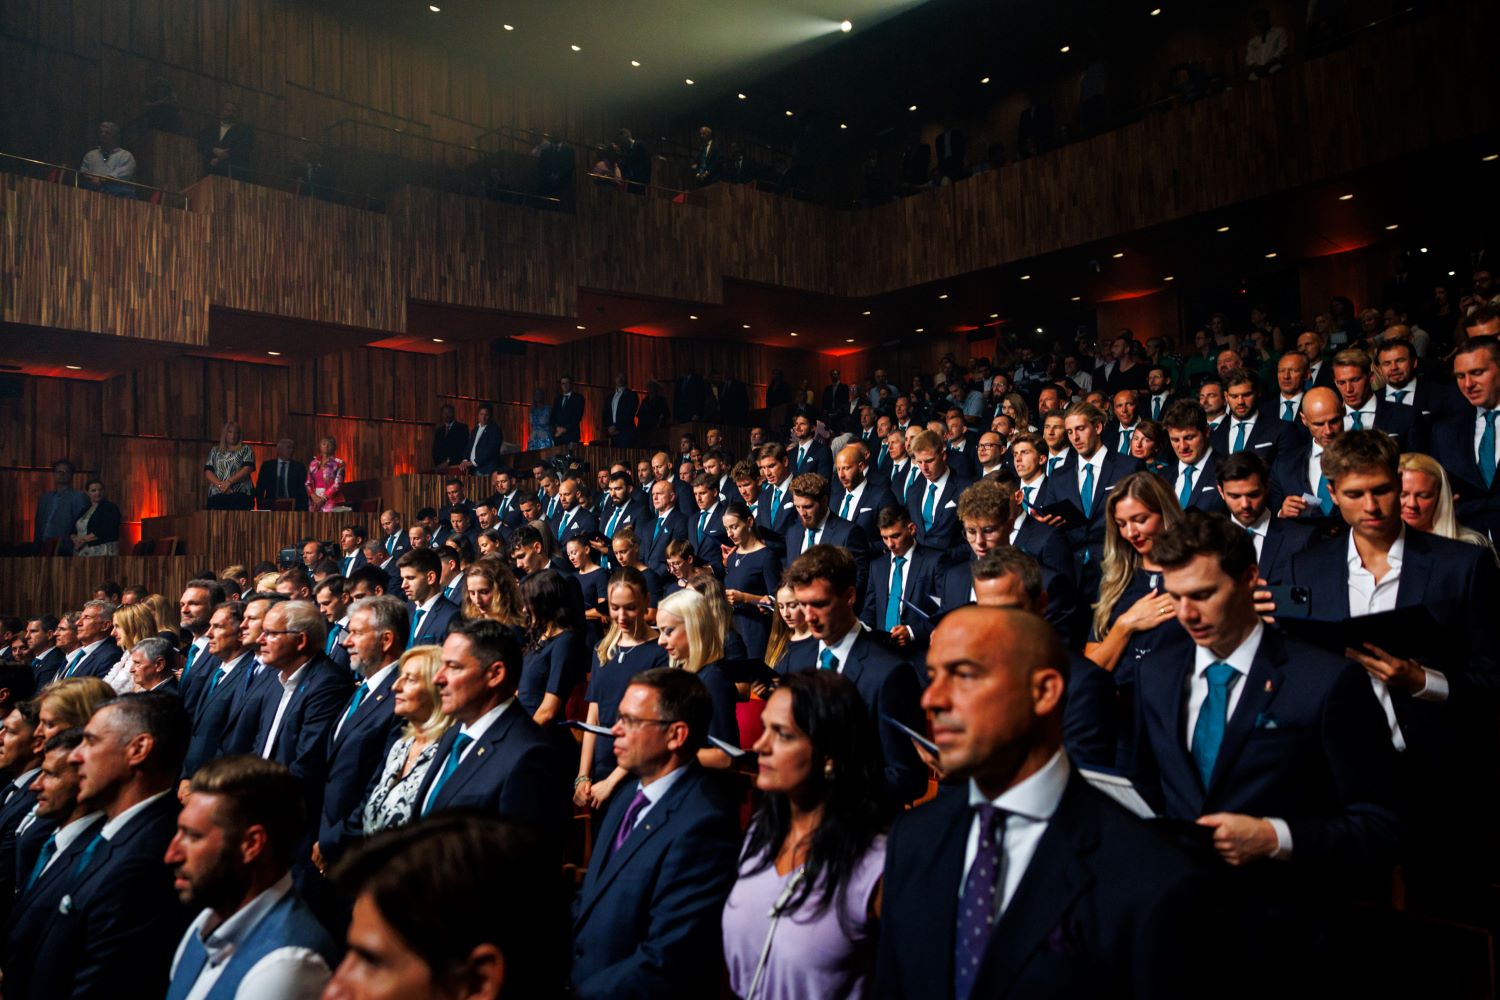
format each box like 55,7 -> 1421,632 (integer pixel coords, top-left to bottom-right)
1194,621 -> 1264,681
53,810 -> 106,851
1077,447 -> 1107,474
418,593 -> 442,615
639,761 -> 690,800
1346,525 -> 1405,573
967,747 -> 1070,821
922,468 -> 951,496
361,660 -> 400,690
80,638 -> 107,656
188,873 -> 296,965
101,788 -> 172,841
1231,412 -> 1257,429
277,659 -> 310,691
1245,509 -> 1272,538
1182,446 -> 1213,472
459,697 -> 516,744
10,767 -> 39,791
817,621 -> 864,670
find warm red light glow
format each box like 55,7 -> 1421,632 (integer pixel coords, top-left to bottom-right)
621,325 -> 674,338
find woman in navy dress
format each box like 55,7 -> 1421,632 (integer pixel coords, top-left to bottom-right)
609,527 -> 662,615
517,569 -> 589,728
566,534 -> 609,649
574,568 -> 669,811
720,501 -> 781,660
657,588 -> 741,770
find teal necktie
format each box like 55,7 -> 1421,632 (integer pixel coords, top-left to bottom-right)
1080,463 -> 1096,518
1350,410 -> 1364,430
697,510 -> 709,538
819,648 -> 837,671
423,732 -> 474,815
1022,486 -> 1034,509
23,833 -> 57,893
839,492 -> 853,520
410,607 -> 426,642
1232,422 -> 1248,453
884,556 -> 905,631
1282,400 -> 1295,421
73,831 -> 103,876
653,516 -> 664,541
1482,411 -> 1499,489
207,664 -> 225,692
806,526 -> 819,550
1152,396 -> 1162,421
182,645 -> 199,682
1178,466 -> 1196,510
341,681 -> 369,728
1317,474 -> 1334,515
921,483 -> 937,531
606,507 -> 623,536
1118,429 -> 1130,453
1392,389 -> 1409,404
770,486 -> 781,514
797,446 -> 807,470
63,650 -> 84,678
1191,662 -> 1237,787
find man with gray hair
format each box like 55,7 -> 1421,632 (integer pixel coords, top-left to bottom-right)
80,121 -> 137,198
60,600 -> 120,680
314,595 -> 409,870
129,637 -> 180,695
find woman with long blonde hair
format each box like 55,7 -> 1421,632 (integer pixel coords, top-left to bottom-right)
656,588 -> 741,769
460,558 -> 527,637
1084,471 -> 1183,673
1399,452 -> 1497,561
103,602 -> 159,693
37,677 -> 115,742
358,645 -> 456,835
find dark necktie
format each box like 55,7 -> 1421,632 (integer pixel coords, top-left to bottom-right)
423,732 -> 474,815
954,804 -> 1007,1000
611,788 -> 651,856
23,833 -> 58,894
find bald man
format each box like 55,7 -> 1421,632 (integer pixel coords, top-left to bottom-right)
549,477 -> 598,542
830,443 -> 893,538
1270,387 -> 1346,518
650,450 -> 696,515
876,607 -> 1211,998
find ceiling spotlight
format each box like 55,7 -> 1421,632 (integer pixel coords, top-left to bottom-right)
839,123 -> 848,129
1449,270 -> 1457,276
938,293 -> 949,299
1164,275 -> 1176,281
427,4 -> 440,11
1111,251 -> 1125,259
576,324 -> 586,330
431,338 -> 445,343
845,338 -> 856,343
743,324 -> 751,329
503,23 -> 514,30
64,364 -> 82,370
267,351 -> 282,356
1071,295 -> 1082,302
785,110 -> 794,116
1385,223 -> 1399,230
908,104 -> 918,112
1020,274 -> 1031,281
980,76 -> 991,84
1150,6 -> 1162,14
915,327 -> 924,333
737,93 -> 747,100
1264,251 -> 1278,258
689,314 -> 698,320
789,332 -> 799,337
631,60 -> 641,67
1338,193 -> 1354,200
1484,153 -> 1499,162
840,19 -> 853,32
861,310 -> 871,316
1035,326 -> 1045,333
989,312 -> 999,319
1216,225 -> 1230,233
685,79 -> 695,85
1060,44 -> 1071,53
1419,246 -> 1429,253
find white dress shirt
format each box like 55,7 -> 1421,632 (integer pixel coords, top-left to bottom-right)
1173,449 -> 1213,504
837,480 -> 868,520
1343,397 -> 1377,431
625,763 -> 689,835
169,874 -> 330,1000
816,623 -> 864,673
468,424 -> 488,463
1306,442 -> 1326,498
1383,383 -> 1416,406
1474,407 -> 1500,468
1075,448 -> 1107,503
960,749 -> 1070,914
1278,392 -> 1304,421
918,469 -> 951,515
334,661 -> 398,742
36,810 -> 106,879
1243,510 -> 1271,560
259,662 -> 310,759
1226,414 -> 1258,452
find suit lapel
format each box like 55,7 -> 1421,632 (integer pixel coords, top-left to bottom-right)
1395,531 -> 1430,608
1208,634 -> 1287,793
435,709 -> 518,807
576,771 -> 694,925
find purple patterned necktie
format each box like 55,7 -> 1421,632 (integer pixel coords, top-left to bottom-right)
954,804 -> 1007,1000
611,788 -> 651,855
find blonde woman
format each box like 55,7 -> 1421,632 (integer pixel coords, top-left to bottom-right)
460,558 -> 527,638
1084,471 -> 1183,674
359,646 -> 455,835
575,569 -> 669,810
143,593 -> 180,643
103,603 -> 158,693
306,435 -> 346,512
36,677 -> 115,741
656,588 -> 741,769
205,420 -> 256,510
1399,452 -> 1497,561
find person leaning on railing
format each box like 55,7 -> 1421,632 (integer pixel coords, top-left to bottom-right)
79,122 -> 137,198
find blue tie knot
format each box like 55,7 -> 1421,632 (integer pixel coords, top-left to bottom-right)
819,648 -> 837,671
1205,661 -> 1236,689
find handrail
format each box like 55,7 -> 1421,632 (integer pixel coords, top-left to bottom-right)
0,151 -> 189,209
585,171 -> 699,203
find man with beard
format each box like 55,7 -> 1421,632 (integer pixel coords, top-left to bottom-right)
164,756 -> 337,998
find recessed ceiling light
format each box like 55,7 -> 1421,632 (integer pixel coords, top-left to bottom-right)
570,44 -> 581,51
1164,275 -> 1175,281
631,60 -> 641,67
427,4 -> 440,11
938,293 -> 948,299
1020,274 -> 1031,281
908,104 -> 917,112
1338,193 -> 1354,201
64,364 -> 82,370
1449,270 -> 1457,276
1216,225 -> 1230,233
1071,295 -> 1082,302
1484,153 -> 1498,162
840,19 -> 853,32
845,338 -> 856,343
737,93 -> 747,100
789,332 -> 799,337
1060,44 -> 1071,53
267,351 -> 281,356
432,338 -> 444,343
1111,251 -> 1125,259
685,79 -> 694,85
689,314 -> 699,320
839,123 -> 848,129
980,77 -> 991,84
861,310 -> 871,316
743,324 -> 751,329
1150,6 -> 1162,14
1419,247 -> 1429,253
1035,326 -> 1045,333
785,110 -> 794,116
915,327 -> 924,333
1385,223 -> 1399,230
989,313 -> 999,319
503,23 -> 514,30
1264,251 -> 1278,258
576,324 -> 586,330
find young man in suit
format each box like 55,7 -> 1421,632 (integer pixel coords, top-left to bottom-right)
58,599 -> 121,680
0,702 -> 43,911
180,603 -> 255,783
430,404 -> 469,473
24,616 -> 64,688
27,693 -> 191,999
942,408 -> 981,480
906,429 -> 974,559
397,548 -> 461,648
178,580 -> 229,718
570,668 -> 740,999
605,373 -> 638,446
831,443 -> 893,539
1162,400 -> 1228,515
336,524 -> 368,578
600,471 -> 650,544
376,509 -> 410,561
753,444 -> 798,554
455,402 -> 504,476
781,545 -> 927,808
687,474 -> 730,577
786,473 -> 871,600
863,506 -> 944,653
216,597 -> 285,758
254,438 -> 310,510
414,620 -> 569,838
1034,402 -> 1143,573
316,595 -> 408,868
165,757 -> 338,999
1270,387 -> 1345,518
1214,452 -> 1314,585
1429,337 -> 1500,539
552,375 -> 586,446
315,577 -> 355,675
884,427 -> 918,506
788,414 -> 834,481
1215,368 -> 1294,465
1375,338 -> 1457,423
1330,348 -> 1426,452
1144,365 -> 1176,422
877,606 -> 1211,998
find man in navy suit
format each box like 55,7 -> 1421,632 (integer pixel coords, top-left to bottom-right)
781,546 -> 927,808
863,506 -> 945,653
600,470 -> 650,546
1285,430 -> 1500,905
642,478 -> 688,578
413,619 -> 569,838
687,474 -> 730,577
753,444 -> 799,554
335,524 -> 368,578
1331,348 -> 1426,452
1103,388 -> 1142,455
1214,452 -> 1314,585
316,595 -> 408,867
1430,338 -> 1500,539
456,402 -> 504,476
24,616 -> 65,688
785,473 -> 871,596
883,427 -> 919,506
877,606 -> 1212,999
570,668 -> 739,999
486,472 -> 525,529
396,548 -> 461,648
1375,338 -> 1458,424
906,429 -> 974,558
942,408 -> 981,479
1034,402 -> 1143,571
788,414 -> 833,481
314,575 -> 355,675
549,477 -> 599,544
552,375 -> 586,446
177,580 -> 228,720
1162,400 -> 1228,514
27,693 -> 191,1000
831,443 -> 893,538
0,702 -> 43,911
604,373 -> 639,446
254,438 -> 309,510
377,509 -> 411,561
127,639 -> 181,696
216,597 -> 285,758
1299,330 -> 1336,390
57,600 -> 121,681
1214,368 -> 1295,466
1273,352 -> 1310,427
430,404 -> 469,473
1270,387 -> 1344,519
180,602 -> 256,781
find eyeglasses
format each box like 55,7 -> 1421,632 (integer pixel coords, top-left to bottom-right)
259,629 -> 298,638
615,714 -> 673,732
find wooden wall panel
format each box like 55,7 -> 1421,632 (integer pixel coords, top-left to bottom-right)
141,510 -> 379,566
0,556 -> 196,619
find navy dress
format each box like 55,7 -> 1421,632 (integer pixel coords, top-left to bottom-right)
1094,565 -> 1179,773
583,640 -> 671,781
723,546 -> 781,659
519,631 -> 589,719
574,567 -> 610,648
695,660 -> 742,751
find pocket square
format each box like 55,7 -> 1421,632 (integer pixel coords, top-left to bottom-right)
1253,442 -> 1272,449
944,500 -> 957,509
1254,712 -> 1280,730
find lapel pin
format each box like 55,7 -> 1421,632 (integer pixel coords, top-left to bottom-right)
476,747 -> 487,757
1264,679 -> 1273,692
